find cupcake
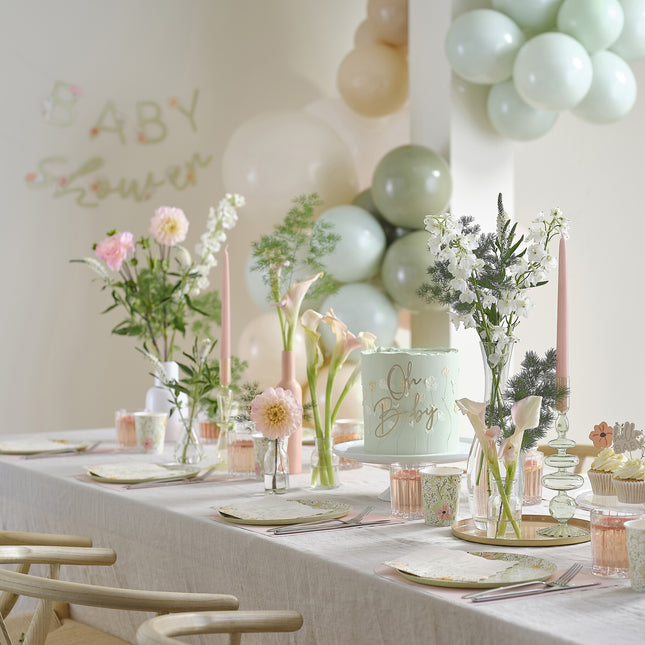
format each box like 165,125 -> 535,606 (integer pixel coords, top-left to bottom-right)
588,448 -> 625,496
613,459 -> 645,503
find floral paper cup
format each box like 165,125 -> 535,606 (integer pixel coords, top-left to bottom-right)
134,412 -> 167,454
421,466 -> 463,527
625,518 -> 645,591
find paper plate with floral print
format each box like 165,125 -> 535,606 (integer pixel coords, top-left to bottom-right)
392,552 -> 557,589
216,497 -> 351,525
0,439 -> 91,455
86,462 -> 202,484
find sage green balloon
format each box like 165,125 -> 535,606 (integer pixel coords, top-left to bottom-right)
492,0 -> 563,33
557,0 -> 624,54
381,231 -> 440,312
371,144 -> 452,230
487,80 -> 559,140
610,0 -> 645,61
572,50 -> 637,122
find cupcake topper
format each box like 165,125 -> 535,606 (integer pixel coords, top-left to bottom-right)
589,421 -> 613,449
612,421 -> 644,458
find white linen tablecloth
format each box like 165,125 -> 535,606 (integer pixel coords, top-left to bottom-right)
0,428 -> 641,644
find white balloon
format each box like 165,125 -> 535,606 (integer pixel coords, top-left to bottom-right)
237,312 -> 307,389
445,9 -> 525,84
222,110 -> 359,216
492,0 -> 563,33
304,98 -> 409,191
572,50 -> 637,122
557,0 -> 624,54
487,80 -> 559,140
513,33 -> 593,110
610,0 -> 645,61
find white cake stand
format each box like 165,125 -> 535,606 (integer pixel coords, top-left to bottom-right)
333,439 -> 471,501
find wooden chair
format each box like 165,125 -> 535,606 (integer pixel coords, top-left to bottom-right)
537,443 -> 600,474
137,610 -> 304,645
0,544 -> 238,645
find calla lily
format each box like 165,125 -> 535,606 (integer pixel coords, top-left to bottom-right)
300,309 -> 324,375
276,272 -> 322,350
511,395 -> 542,433
322,308 -> 362,375
456,398 -> 499,463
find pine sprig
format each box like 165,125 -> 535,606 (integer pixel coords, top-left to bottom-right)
496,348 -> 569,450
251,194 -> 340,304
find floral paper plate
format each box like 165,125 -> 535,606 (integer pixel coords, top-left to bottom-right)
86,462 -> 202,484
0,439 -> 90,455
391,551 -> 557,589
216,497 -> 351,526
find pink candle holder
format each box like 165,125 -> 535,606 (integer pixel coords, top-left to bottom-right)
115,410 -> 140,448
390,463 -> 428,520
523,449 -> 544,505
591,507 -> 643,578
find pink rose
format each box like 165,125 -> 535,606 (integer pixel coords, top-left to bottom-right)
95,232 -> 134,272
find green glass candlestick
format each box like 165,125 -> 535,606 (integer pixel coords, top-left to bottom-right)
537,379 -> 589,538
215,386 -> 234,467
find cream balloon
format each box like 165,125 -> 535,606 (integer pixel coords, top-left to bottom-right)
354,19 -> 382,47
244,251 -> 273,312
572,50 -> 637,123
303,362 -> 365,424
445,9 -> 526,84
367,0 -> 409,47
222,111 -> 359,216
513,33 -> 593,110
304,98 -> 410,190
557,0 -> 624,54
487,80 -> 559,140
610,0 -> 645,61
237,312 -> 307,389
337,44 -> 409,118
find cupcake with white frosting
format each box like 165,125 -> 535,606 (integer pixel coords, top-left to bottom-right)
588,448 -> 625,496
613,459 -> 645,503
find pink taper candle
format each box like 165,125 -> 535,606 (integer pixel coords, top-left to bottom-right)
220,247 -> 231,387
556,236 -> 568,410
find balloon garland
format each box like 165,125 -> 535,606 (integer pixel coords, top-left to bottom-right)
446,1 -> 643,140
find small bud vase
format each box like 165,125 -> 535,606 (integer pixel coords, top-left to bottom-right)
145,361 -> 187,442
310,438 -> 340,489
173,420 -> 204,465
264,438 -> 289,494
277,350 -> 303,474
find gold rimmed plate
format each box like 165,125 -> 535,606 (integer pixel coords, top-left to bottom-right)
0,439 -> 90,455
86,462 -> 202,484
216,497 -> 351,526
393,552 -> 557,589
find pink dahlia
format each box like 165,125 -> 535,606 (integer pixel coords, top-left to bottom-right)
149,206 -> 189,246
250,387 -> 302,440
95,231 -> 134,271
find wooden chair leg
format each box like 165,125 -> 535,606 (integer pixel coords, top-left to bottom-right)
23,563 -> 60,645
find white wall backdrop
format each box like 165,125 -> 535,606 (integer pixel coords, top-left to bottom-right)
0,0 -> 642,446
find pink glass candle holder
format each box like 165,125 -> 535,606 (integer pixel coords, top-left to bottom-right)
591,507 -> 643,578
115,410 -> 140,448
228,425 -> 256,476
390,463 -> 427,520
523,449 -> 544,505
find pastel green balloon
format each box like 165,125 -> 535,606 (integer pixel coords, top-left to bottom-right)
557,0 -> 624,53
352,188 -> 397,242
314,205 -> 386,282
371,144 -> 452,230
445,9 -> 526,84
513,33 -> 593,110
572,50 -> 637,122
487,80 -> 559,140
610,0 -> 645,61
319,283 -> 399,356
492,0 -> 563,32
381,231 -> 441,312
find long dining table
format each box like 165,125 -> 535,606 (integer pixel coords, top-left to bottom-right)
0,427 -> 642,645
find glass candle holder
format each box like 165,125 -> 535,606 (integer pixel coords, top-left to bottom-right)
332,419 -> 363,470
523,448 -> 544,505
591,507 -> 643,578
390,463 -> 427,520
227,424 -> 256,476
198,417 -> 222,444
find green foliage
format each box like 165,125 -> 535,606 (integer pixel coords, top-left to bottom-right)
190,290 -> 222,338
199,355 -> 248,419
496,348 -> 569,450
251,193 -> 340,304
233,381 -> 262,424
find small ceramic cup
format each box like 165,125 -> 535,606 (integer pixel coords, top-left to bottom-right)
134,412 -> 167,454
625,518 -> 645,591
421,466 -> 463,527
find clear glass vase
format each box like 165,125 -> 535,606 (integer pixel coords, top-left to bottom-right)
487,475 -> 523,538
264,438 -> 289,494
466,341 -> 515,530
310,438 -> 340,489
173,420 -> 204,464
